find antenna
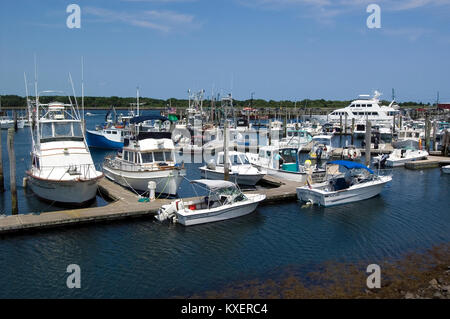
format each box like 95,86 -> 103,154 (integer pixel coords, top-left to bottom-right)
81,56 -> 84,123
68,72 -> 81,120
392,88 -> 395,101
137,86 -> 140,116
34,54 -> 40,145
24,72 -> 35,150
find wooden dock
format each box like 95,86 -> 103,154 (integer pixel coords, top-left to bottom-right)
404,155 -> 450,170
0,176 -> 302,234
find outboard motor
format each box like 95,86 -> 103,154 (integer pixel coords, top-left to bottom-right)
377,154 -> 389,168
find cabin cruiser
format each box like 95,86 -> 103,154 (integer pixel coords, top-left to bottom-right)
25,100 -> 103,205
103,119 -> 186,196
328,91 -> 399,127
200,151 -> 266,186
309,135 -> 333,160
155,180 -> 266,226
296,160 -> 392,207
247,146 -> 326,184
373,149 -> 428,167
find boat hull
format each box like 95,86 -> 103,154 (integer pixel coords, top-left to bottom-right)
386,155 -> 427,167
199,167 -> 264,186
26,174 -> 100,205
177,194 -> 265,226
86,130 -> 123,149
103,166 -> 185,196
296,176 -> 391,207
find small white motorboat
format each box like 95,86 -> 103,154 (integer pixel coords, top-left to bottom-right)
296,160 -> 392,207
374,149 -> 429,167
442,165 -> 450,174
155,179 -> 266,226
200,151 -> 266,186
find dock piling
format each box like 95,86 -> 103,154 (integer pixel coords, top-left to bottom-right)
0,128 -> 4,193
365,120 -> 371,167
7,128 -> 18,214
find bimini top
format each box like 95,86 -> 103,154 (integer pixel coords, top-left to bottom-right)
327,160 -> 374,174
130,115 -> 169,124
191,179 -> 237,191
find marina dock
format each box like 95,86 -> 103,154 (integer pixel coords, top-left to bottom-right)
404,155 -> 450,170
0,176 -> 301,234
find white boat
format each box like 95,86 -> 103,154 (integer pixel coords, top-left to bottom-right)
276,129 -> 313,148
155,179 -> 266,226
247,146 -> 326,184
392,128 -> 421,149
309,135 -> 333,160
442,165 -> 450,174
381,149 -> 428,167
103,128 -> 186,196
296,160 -> 392,207
25,100 -> 103,205
327,91 -> 399,127
200,151 -> 266,186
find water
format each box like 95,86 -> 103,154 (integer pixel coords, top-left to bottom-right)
0,110 -> 449,298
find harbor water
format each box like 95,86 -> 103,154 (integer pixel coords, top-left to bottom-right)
0,110 -> 449,298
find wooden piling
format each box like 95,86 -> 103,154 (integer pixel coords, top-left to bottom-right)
425,113 -> 430,152
0,128 -> 4,193
7,128 -> 18,214
344,113 -> 347,136
433,121 -> 437,152
351,118 -> 355,145
365,120 -> 371,167
339,115 -> 343,136
223,120 -> 229,181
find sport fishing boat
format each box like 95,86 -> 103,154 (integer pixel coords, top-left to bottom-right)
296,160 -> 392,207
155,179 -> 266,226
373,149 -> 428,167
200,151 -> 266,186
103,116 -> 186,196
247,146 -> 326,184
25,98 -> 103,205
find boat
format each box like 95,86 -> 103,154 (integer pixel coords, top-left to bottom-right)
392,128 -> 421,149
296,160 -> 392,207
341,145 -> 361,161
155,179 -> 266,226
276,129 -> 313,148
200,151 -> 266,186
327,91 -> 399,127
309,135 -> 333,160
86,106 -> 128,149
373,149 -> 429,167
442,165 -> 450,174
25,98 -> 103,205
103,118 -> 186,196
247,145 -> 327,184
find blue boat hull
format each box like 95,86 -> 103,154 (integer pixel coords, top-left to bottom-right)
86,130 -> 123,149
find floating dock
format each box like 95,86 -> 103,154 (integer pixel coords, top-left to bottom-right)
0,176 -> 301,234
404,155 -> 450,170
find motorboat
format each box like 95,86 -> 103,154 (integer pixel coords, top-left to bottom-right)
25,99 -> 103,205
155,179 -> 266,226
309,135 -> 333,160
200,151 -> 266,186
247,145 -> 326,184
373,149 -> 428,167
276,129 -> 313,148
103,119 -> 186,196
341,145 -> 361,161
296,160 -> 392,207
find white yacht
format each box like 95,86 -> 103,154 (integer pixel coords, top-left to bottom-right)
103,126 -> 186,196
373,149 -> 428,167
155,180 -> 266,226
308,135 -> 333,160
200,151 -> 266,186
296,160 -> 392,207
26,100 -> 103,205
247,146 -> 326,184
328,91 -> 399,127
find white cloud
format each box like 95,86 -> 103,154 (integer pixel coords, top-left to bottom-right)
84,6 -> 199,33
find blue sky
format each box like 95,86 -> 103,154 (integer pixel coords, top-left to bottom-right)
0,0 -> 449,102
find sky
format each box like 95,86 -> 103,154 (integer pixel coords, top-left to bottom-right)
0,0 -> 449,103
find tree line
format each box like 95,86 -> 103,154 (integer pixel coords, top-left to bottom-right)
0,94 -> 432,109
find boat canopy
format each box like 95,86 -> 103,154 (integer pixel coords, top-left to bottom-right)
130,115 -> 169,124
191,179 -> 237,191
327,160 -> 374,174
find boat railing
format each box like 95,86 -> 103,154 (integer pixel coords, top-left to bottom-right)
103,157 -> 176,172
32,163 -> 100,180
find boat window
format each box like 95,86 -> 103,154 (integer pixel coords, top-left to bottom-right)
356,104 -> 360,107
239,154 -> 250,164
124,151 -> 129,161
280,149 -> 297,163
154,151 -> 164,162
129,152 -> 135,163
72,122 -> 83,137
141,152 -> 153,163
135,153 -> 141,164
367,104 -> 372,107
40,123 -> 53,138
218,154 -> 224,164
54,122 -> 72,137
230,155 -> 241,165
164,151 -> 173,162
350,104 -> 355,107
112,131 -> 117,135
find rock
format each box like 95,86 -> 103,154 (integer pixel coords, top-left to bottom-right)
433,292 -> 442,299
429,279 -> 439,287
437,277 -> 445,284
442,286 -> 450,293
405,292 -> 415,299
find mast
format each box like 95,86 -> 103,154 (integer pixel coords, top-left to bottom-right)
34,54 -> 40,146
24,73 -> 35,151
137,86 -> 140,116
81,56 -> 84,123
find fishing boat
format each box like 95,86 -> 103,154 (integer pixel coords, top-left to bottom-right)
155,179 -> 266,226
200,151 -> 266,186
103,117 -> 186,196
309,135 -> 333,160
296,160 -> 392,207
373,149 -> 429,167
247,146 -> 326,184
25,97 -> 103,205
86,106 -> 127,149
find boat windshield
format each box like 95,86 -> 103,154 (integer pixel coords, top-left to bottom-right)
214,186 -> 247,203
40,122 -> 83,140
279,149 -> 297,163
313,138 -> 331,145
229,154 -> 250,165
